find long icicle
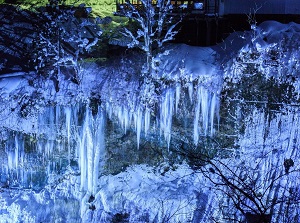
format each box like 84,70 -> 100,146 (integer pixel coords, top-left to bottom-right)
194,85 -> 203,145
92,109 -> 105,195
160,88 -> 174,149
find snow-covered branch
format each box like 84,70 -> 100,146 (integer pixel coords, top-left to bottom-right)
119,0 -> 182,76
29,0 -> 109,87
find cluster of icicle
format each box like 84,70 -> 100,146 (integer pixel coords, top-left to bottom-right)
4,105 -> 105,195
53,106 -> 105,195
4,82 -> 219,193
107,82 -> 220,148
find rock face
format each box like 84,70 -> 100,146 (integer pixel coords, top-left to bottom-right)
0,4 -> 37,73
0,3 -> 104,75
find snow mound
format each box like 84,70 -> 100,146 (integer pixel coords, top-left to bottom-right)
81,163 -> 206,223
154,44 -> 221,82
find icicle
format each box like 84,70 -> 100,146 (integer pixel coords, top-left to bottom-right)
194,86 -> 201,145
123,107 -> 131,133
117,106 -> 130,133
14,134 -> 19,170
194,86 -> 218,144
160,88 -> 174,148
72,104 -> 79,129
21,164 -> 26,188
215,95 -> 220,131
19,138 -> 24,172
65,107 -> 72,164
48,107 -> 55,140
29,167 -> 33,189
106,102 -> 113,119
175,83 -> 181,113
79,114 -> 87,190
46,140 -> 54,158
188,82 -> 193,103
55,105 -> 61,127
134,107 -> 143,149
117,107 -> 123,130
144,109 -> 150,136
37,140 -> 43,154
92,108 -> 105,195
200,86 -> 209,135
210,93 -> 217,136
85,110 -> 94,193
7,150 -> 14,171
78,106 -> 106,194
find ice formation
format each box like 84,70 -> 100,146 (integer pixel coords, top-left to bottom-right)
2,101 -> 298,223
1,20 -> 300,223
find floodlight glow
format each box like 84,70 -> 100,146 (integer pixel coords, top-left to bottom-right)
194,2 -> 203,10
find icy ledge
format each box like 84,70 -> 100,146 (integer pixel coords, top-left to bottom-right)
91,44 -> 223,148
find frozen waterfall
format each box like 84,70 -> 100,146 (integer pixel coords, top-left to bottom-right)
1,80 -> 220,192
1,19 -> 300,223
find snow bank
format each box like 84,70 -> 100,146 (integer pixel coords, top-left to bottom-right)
81,163 -> 213,223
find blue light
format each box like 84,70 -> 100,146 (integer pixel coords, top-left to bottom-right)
194,2 -> 203,10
